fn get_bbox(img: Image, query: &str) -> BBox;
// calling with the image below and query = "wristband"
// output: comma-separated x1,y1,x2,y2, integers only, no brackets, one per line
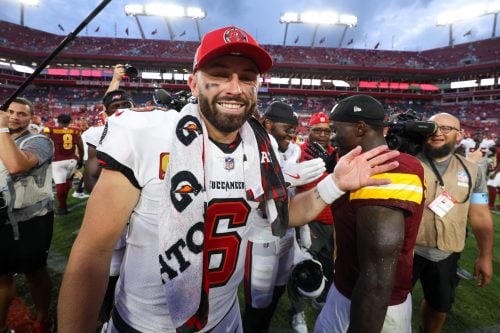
0,128,10,133
316,175,345,204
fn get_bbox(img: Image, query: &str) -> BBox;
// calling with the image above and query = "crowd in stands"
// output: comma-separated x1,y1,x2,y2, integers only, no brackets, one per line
0,19,498,140
1,20,499,69
1,84,497,140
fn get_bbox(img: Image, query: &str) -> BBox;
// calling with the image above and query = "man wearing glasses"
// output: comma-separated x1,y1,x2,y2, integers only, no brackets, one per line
296,112,336,310
412,112,494,333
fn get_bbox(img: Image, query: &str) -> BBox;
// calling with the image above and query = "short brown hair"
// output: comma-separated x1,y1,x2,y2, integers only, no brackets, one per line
12,97,34,115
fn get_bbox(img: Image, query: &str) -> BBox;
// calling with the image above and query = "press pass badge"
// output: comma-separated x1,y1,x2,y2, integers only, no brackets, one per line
428,191,457,218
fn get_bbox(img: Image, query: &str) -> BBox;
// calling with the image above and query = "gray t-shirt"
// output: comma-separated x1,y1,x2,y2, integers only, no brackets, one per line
17,133,54,166
11,133,54,214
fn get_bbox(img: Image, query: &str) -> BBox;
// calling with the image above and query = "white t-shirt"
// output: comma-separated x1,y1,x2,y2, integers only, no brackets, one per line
81,125,104,160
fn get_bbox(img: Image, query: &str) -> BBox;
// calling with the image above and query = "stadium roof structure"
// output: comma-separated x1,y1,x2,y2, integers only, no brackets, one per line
279,10,357,47
124,3,206,41
437,2,500,46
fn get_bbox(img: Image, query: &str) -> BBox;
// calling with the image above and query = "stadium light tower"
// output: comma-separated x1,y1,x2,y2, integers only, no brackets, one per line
437,2,500,47
19,0,40,27
125,3,206,41
280,10,357,47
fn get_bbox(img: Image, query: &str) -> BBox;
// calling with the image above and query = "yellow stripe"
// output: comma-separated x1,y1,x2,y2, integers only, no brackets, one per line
350,173,424,204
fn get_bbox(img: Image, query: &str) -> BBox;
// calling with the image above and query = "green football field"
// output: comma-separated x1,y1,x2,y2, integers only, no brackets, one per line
12,190,500,332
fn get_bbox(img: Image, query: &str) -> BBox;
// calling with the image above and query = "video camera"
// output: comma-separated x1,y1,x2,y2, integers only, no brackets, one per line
123,64,138,79
153,89,192,112
385,110,437,156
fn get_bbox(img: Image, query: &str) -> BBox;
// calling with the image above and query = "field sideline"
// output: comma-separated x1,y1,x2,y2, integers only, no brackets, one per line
8,191,500,332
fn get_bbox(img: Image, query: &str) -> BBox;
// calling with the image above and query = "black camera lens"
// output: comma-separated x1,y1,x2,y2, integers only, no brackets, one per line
124,64,138,79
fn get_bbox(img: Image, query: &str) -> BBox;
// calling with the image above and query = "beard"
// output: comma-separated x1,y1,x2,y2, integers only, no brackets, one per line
8,124,28,134
198,92,256,134
423,141,454,159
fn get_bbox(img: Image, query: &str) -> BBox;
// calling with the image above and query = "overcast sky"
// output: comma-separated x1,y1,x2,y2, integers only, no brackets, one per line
1,0,498,51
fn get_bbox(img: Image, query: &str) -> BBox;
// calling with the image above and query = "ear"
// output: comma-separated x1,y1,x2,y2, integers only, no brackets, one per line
263,119,272,131
354,121,368,137
188,74,198,97
455,130,464,143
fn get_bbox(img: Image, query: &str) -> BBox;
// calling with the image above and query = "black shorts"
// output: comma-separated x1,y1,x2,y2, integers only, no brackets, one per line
0,212,54,275
412,252,460,312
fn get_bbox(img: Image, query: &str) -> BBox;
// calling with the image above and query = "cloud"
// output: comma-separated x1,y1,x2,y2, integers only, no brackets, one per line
0,0,494,51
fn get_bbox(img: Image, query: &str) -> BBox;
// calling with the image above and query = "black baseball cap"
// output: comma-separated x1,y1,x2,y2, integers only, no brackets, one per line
330,95,386,126
102,90,133,110
263,101,298,126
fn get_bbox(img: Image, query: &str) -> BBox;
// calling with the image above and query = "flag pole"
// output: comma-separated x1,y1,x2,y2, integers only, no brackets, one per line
1,0,112,110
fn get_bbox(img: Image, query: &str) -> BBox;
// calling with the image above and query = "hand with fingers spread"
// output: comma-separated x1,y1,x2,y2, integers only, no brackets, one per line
332,145,400,192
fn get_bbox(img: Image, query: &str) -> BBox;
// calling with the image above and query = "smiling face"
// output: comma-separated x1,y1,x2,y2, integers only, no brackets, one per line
330,120,359,156
189,55,260,141
424,113,462,160
267,120,297,152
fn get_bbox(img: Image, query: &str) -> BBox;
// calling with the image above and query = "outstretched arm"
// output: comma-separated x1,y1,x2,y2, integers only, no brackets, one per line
348,206,404,333
288,145,399,227
104,64,126,95
58,169,139,332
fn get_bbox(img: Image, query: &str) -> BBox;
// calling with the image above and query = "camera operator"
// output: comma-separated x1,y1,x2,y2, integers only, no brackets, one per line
0,97,55,333
412,112,493,333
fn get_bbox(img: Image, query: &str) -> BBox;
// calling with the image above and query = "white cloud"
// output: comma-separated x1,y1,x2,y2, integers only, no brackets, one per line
0,0,496,51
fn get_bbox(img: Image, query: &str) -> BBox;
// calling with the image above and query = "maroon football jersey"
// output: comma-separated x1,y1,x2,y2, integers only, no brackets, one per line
44,126,81,161
332,152,425,305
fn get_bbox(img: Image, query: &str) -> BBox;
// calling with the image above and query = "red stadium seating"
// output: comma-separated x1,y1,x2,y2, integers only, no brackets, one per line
0,20,498,137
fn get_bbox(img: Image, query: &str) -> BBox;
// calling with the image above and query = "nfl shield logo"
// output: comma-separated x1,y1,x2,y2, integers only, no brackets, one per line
225,157,235,170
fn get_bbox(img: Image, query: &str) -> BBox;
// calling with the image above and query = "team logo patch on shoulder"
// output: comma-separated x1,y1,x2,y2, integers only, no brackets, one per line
159,152,170,180
457,170,469,187
225,157,235,171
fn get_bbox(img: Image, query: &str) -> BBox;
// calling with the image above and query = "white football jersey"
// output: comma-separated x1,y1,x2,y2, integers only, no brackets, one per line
97,108,179,332
81,125,103,149
198,138,262,330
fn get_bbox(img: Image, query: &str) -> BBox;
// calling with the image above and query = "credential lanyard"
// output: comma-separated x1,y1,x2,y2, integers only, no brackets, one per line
425,153,472,204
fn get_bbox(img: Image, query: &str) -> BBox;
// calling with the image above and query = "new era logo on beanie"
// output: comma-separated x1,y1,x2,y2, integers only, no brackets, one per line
264,101,298,126
193,26,273,74
330,95,386,126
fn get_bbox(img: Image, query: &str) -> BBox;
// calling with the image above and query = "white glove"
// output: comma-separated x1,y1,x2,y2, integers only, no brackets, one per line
299,224,312,249
283,158,326,188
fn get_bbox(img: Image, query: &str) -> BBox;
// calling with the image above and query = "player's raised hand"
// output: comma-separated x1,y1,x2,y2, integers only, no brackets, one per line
332,145,400,191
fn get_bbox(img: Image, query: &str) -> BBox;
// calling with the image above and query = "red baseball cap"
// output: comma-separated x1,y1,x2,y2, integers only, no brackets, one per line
193,26,273,74
309,112,330,126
